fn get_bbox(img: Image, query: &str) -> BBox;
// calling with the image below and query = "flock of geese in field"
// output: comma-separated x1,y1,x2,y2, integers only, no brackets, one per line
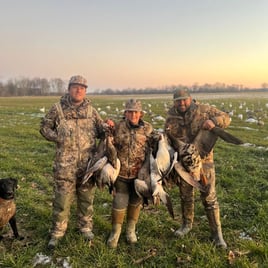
39,99,267,128
85,99,267,130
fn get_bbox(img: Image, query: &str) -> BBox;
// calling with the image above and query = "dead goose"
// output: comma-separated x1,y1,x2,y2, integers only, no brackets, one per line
95,134,120,193
155,133,171,175
166,131,202,179
82,133,119,185
165,128,205,192
152,133,178,181
134,145,175,218
97,158,121,193
134,151,151,203
172,146,206,192
105,135,117,168
82,156,108,185
193,126,244,158
166,125,243,191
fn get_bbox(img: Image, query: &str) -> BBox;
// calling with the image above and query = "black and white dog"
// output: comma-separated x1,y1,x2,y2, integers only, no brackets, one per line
0,178,22,240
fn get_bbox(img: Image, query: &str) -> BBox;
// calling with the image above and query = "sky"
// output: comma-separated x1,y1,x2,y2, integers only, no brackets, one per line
1,0,268,90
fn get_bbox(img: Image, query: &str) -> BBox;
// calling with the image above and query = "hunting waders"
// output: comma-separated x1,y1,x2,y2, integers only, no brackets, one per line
175,178,194,237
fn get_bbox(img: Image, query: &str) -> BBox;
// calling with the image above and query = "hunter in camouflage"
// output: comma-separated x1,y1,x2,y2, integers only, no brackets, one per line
107,99,156,249
40,75,106,250
165,88,231,248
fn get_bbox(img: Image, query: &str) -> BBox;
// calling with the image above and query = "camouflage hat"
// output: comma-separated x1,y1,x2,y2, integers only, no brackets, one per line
173,88,191,100
125,99,143,112
68,75,88,88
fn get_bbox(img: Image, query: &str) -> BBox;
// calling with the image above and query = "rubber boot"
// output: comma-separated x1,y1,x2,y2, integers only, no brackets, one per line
206,208,227,249
107,208,126,249
81,231,94,241
126,204,141,244
47,235,63,250
174,200,194,237
48,190,73,250
77,184,95,241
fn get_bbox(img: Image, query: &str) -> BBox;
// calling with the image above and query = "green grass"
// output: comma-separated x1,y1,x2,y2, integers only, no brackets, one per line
0,94,268,267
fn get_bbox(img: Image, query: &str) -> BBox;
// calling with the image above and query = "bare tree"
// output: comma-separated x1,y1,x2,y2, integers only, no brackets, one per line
261,83,268,90
50,78,66,94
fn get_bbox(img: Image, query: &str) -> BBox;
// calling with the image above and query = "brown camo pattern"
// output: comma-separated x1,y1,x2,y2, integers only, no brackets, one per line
114,119,154,179
165,101,230,162
40,94,105,182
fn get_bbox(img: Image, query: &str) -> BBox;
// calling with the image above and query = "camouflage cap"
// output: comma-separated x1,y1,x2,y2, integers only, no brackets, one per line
68,75,88,88
125,99,143,112
173,88,191,100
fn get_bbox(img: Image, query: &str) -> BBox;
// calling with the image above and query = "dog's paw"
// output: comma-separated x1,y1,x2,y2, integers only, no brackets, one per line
15,235,24,241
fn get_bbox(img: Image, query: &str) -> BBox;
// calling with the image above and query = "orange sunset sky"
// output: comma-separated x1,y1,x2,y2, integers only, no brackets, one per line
1,0,268,90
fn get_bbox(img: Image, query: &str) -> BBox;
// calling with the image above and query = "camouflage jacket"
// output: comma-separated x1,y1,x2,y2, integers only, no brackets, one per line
40,94,104,177
114,119,154,179
165,100,231,161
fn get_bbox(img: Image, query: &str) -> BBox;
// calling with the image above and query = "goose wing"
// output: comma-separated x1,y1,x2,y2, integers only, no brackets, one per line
82,156,108,184
193,127,243,158
211,127,244,145
173,161,206,192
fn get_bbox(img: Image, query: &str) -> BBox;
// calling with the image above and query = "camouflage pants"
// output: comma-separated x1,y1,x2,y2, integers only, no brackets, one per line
50,178,95,238
112,177,142,210
179,162,219,217
200,162,219,210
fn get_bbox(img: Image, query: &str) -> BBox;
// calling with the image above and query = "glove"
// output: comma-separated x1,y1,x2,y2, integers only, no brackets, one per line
105,119,115,128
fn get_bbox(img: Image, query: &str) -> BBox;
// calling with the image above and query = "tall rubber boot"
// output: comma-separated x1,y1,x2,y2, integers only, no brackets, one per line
206,208,227,248
77,184,95,241
126,204,141,244
107,208,126,249
174,200,194,237
48,190,73,249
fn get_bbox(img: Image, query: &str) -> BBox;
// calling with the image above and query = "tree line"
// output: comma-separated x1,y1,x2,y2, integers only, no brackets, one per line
0,77,267,97
0,77,65,97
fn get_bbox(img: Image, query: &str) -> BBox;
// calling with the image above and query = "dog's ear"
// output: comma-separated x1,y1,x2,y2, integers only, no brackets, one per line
0,179,3,190
11,178,18,189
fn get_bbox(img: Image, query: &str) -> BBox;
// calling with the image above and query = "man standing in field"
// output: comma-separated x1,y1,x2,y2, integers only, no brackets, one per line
165,88,230,248
40,75,110,250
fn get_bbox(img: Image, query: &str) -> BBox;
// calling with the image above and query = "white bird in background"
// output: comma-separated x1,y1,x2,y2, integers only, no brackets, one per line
99,111,107,116
245,118,258,123
228,110,234,117
238,114,243,120
40,107,45,113
154,115,165,122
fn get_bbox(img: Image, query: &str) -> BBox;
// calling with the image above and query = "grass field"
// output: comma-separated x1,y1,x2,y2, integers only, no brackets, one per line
0,93,268,267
